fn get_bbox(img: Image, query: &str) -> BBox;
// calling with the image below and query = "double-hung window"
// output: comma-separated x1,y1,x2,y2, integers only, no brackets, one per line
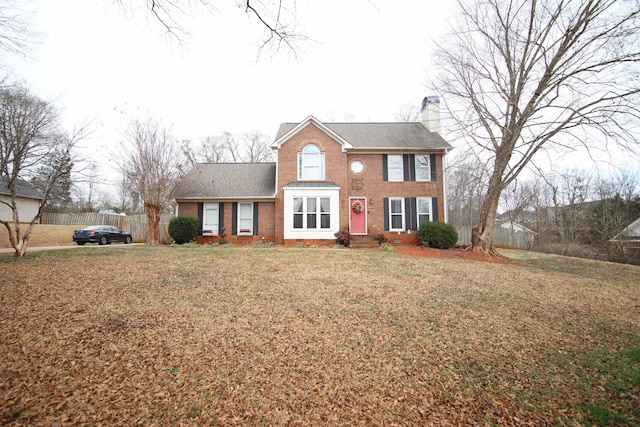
389,198,405,231
387,154,404,182
298,144,325,180
293,196,331,229
416,197,432,226
203,202,219,235
415,155,431,181
384,154,435,182
237,202,253,234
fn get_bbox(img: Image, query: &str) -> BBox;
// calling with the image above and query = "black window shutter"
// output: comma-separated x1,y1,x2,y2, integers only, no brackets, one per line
382,155,388,181
403,154,415,181
403,155,411,181
432,198,439,222
219,202,225,233
411,154,417,181
197,202,203,234
231,202,238,235
410,198,418,230
430,154,437,182
383,197,389,231
253,203,259,235
404,197,412,230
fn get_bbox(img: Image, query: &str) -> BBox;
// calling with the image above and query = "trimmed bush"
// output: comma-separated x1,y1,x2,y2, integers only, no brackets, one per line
334,229,350,247
168,215,200,244
418,221,458,249
374,232,389,245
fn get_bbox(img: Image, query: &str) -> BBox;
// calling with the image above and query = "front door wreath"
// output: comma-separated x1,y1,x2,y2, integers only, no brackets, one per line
352,200,364,214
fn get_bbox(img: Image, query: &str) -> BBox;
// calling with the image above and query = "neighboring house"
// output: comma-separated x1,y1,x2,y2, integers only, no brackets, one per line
172,97,453,246
0,178,44,223
497,220,536,235
610,217,640,261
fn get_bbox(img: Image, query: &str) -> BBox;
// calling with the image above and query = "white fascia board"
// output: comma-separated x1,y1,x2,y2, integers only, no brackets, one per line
175,196,276,202
271,116,353,151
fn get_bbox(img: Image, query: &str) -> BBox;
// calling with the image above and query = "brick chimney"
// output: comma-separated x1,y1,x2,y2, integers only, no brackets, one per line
421,96,440,134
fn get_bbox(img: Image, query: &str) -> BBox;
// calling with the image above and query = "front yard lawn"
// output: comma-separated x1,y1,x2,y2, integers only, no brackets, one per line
1,245,638,425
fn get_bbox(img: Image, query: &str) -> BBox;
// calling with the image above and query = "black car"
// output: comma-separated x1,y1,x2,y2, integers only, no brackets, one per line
73,225,133,245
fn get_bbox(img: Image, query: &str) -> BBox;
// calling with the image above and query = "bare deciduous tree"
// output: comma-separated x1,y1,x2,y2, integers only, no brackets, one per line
119,118,181,245
241,131,273,162
446,149,491,227
0,0,41,59
0,84,87,257
394,104,421,123
431,0,640,254
181,131,274,169
110,0,306,54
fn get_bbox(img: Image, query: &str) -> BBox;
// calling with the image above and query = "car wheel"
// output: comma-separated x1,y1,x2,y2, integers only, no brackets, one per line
77,242,86,246
124,236,132,244
99,236,108,245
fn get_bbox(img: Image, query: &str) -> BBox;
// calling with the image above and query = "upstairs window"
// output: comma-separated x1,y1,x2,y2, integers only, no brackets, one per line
384,154,436,182
298,144,325,180
387,154,404,182
415,155,431,181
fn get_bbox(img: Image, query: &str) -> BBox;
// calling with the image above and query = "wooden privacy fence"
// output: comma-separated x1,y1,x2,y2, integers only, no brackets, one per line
456,226,534,249
40,212,174,243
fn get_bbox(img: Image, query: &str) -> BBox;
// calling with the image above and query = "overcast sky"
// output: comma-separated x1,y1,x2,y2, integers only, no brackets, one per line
5,0,637,193
7,0,455,141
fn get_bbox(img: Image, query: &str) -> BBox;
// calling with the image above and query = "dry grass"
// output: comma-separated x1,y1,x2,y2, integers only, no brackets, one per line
0,224,86,248
1,244,639,426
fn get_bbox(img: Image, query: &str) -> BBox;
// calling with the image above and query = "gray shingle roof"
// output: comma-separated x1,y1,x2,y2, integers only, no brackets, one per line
0,177,44,200
172,163,276,199
275,122,452,150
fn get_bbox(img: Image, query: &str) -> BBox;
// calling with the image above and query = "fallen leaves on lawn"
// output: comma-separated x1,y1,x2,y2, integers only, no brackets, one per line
0,246,638,426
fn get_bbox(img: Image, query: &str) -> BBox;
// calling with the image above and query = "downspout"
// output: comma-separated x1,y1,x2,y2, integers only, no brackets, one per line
442,149,449,224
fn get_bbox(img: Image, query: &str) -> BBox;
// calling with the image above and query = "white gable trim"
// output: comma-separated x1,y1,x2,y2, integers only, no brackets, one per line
271,115,353,152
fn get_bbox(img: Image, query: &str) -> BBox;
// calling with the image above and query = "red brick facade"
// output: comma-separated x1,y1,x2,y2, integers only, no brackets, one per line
175,117,449,247
274,122,446,246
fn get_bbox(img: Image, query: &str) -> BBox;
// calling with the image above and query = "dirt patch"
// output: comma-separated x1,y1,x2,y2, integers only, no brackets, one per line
395,244,514,263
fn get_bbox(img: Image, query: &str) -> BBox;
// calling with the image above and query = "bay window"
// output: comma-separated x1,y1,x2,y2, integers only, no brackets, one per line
293,196,331,229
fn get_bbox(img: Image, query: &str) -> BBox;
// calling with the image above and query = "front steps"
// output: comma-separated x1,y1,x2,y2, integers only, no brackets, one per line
349,235,379,249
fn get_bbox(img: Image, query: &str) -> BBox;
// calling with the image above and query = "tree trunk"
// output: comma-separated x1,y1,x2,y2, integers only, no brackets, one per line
471,152,510,255
145,203,162,246
471,184,502,255
2,217,33,258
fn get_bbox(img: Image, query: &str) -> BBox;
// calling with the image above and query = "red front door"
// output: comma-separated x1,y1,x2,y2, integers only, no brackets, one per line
349,197,367,235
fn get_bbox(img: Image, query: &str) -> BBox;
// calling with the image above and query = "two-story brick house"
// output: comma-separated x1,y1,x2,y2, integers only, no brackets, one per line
172,97,453,246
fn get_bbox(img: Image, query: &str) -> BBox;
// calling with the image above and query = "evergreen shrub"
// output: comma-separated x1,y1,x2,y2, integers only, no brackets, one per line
418,221,458,249
168,215,200,244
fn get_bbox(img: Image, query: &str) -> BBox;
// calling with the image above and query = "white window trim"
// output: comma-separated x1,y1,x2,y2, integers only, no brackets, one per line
293,196,331,230
389,197,405,231
202,202,219,236
415,155,431,182
417,197,432,226
297,144,325,180
387,154,404,182
283,187,340,239
237,202,253,235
